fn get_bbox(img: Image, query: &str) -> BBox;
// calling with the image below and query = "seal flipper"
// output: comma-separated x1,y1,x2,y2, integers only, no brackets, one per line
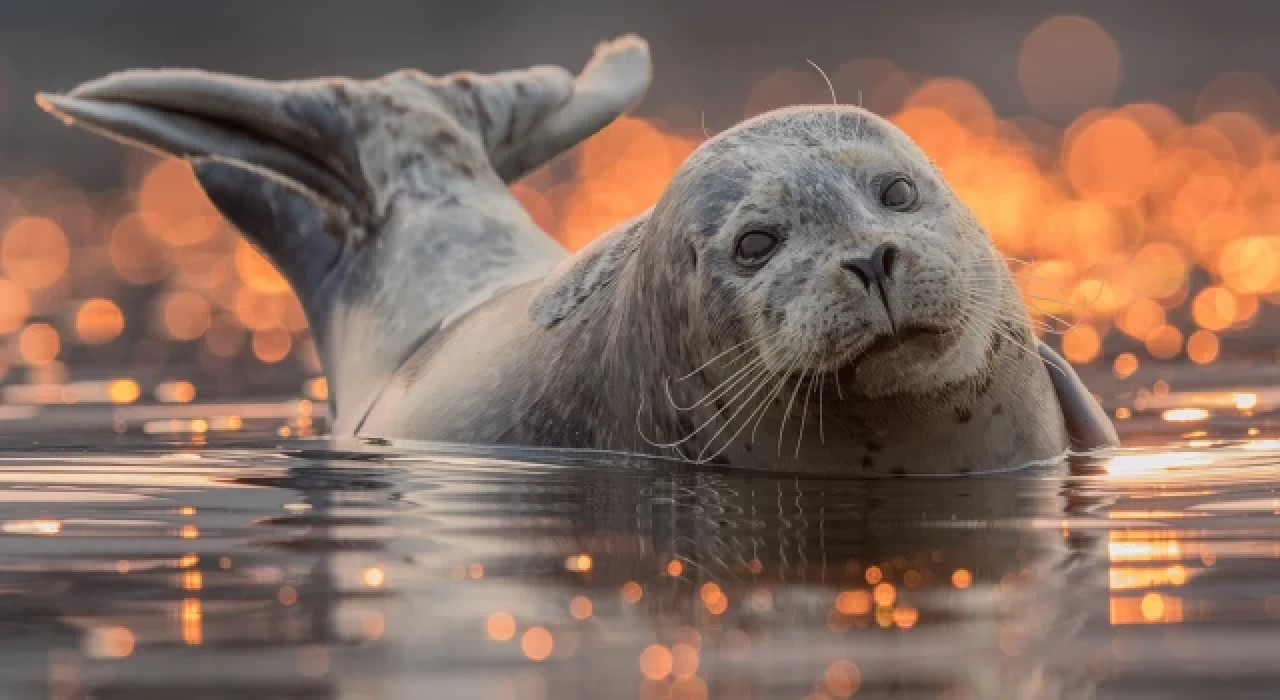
1037,340,1120,450
37,35,653,433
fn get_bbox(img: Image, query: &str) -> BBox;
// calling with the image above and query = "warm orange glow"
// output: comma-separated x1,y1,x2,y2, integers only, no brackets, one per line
872,582,897,607
666,559,684,577
1192,286,1237,331
952,569,974,589
1233,392,1259,410
1018,16,1121,118
362,566,385,588
181,598,203,645
1113,352,1139,379
161,291,212,341
1066,116,1156,206
520,627,553,662
1109,565,1193,590
2,217,69,289
252,328,292,363
86,626,136,659
893,606,919,629
155,380,197,403
639,644,674,681
75,299,125,344
304,377,329,401
18,323,59,365
1118,298,1166,340
865,566,883,585
0,278,29,334
136,159,222,246
1145,592,1171,622
2,519,61,535
486,611,516,641
569,595,593,620
565,553,593,572
621,581,643,604
670,643,699,679
835,589,872,615
1061,323,1101,364
1186,330,1221,365
108,379,141,404
234,239,291,294
1144,324,1183,359
824,659,861,698
1162,408,1209,423
699,582,721,605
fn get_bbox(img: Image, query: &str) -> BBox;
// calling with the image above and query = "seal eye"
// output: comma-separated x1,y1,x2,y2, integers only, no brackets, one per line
735,231,779,266
879,177,918,212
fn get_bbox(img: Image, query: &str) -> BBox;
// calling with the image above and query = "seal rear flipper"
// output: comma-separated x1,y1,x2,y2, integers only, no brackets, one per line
36,36,652,432
1037,340,1120,450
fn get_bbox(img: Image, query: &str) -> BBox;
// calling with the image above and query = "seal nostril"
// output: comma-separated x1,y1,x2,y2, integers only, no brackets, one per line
841,259,874,290
873,242,900,280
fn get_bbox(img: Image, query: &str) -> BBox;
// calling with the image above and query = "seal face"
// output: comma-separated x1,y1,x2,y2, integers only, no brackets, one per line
664,107,1007,401
38,36,1117,473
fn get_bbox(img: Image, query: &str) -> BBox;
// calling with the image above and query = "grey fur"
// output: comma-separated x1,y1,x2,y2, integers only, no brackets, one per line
36,35,1117,472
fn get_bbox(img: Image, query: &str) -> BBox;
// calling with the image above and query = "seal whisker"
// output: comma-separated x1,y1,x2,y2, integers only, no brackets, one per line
817,368,826,445
674,331,778,383
636,350,778,451
704,349,806,463
806,60,838,106
747,353,803,446
795,366,818,458
956,287,1078,336
674,353,769,412
777,359,812,457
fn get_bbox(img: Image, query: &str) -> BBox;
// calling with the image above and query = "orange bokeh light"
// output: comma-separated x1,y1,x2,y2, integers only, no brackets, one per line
2,217,69,289
18,323,60,365
1018,16,1122,118
136,159,223,246
161,291,212,341
75,299,125,344
0,278,31,334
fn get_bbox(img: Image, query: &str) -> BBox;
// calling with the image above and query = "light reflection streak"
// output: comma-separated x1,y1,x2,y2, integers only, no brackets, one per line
181,598,203,646
1104,451,1213,477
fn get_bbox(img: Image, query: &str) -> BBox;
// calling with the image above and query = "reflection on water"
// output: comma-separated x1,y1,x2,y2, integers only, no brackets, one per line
2,411,1280,698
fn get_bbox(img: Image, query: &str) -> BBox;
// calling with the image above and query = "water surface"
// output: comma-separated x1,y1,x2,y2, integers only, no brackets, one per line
2,386,1280,699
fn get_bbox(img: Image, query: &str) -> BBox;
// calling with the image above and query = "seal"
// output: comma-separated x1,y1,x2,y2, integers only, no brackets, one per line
37,34,1118,473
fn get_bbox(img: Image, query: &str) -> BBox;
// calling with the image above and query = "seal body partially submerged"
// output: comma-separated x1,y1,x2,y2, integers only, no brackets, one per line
39,35,1117,472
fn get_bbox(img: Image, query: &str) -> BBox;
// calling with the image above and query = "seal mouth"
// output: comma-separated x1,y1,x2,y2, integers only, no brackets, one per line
858,323,952,359
36,72,367,218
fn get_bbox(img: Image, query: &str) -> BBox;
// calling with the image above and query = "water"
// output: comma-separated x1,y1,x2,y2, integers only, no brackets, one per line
3,386,1280,699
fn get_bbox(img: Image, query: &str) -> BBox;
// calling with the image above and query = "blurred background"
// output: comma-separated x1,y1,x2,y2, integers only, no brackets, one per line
4,0,1280,431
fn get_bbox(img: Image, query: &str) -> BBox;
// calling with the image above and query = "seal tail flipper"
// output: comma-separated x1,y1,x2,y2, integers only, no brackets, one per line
1037,340,1120,450
36,36,652,429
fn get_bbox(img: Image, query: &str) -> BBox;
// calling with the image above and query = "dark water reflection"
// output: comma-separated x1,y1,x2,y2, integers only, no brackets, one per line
2,418,1280,698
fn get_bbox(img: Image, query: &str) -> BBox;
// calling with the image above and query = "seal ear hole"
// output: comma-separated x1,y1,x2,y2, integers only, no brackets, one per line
687,242,698,269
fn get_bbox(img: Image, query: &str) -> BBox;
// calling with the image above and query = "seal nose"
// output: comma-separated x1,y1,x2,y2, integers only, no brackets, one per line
841,242,900,291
